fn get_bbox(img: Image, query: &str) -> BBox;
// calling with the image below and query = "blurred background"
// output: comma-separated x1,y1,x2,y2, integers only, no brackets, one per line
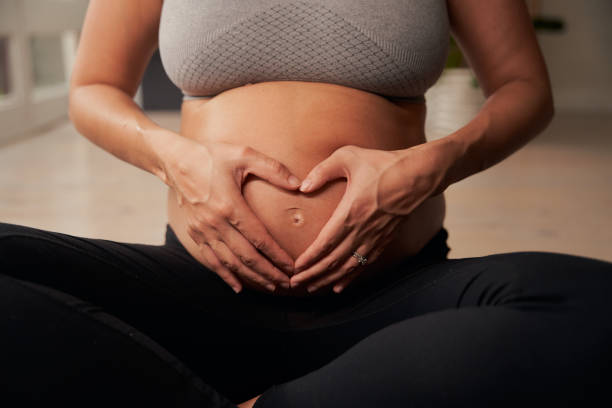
0,0,610,261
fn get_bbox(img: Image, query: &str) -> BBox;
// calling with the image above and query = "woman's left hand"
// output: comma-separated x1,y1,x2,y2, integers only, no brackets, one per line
289,139,457,294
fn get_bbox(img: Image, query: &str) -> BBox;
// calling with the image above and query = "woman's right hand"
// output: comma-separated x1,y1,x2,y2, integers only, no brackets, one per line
160,135,301,293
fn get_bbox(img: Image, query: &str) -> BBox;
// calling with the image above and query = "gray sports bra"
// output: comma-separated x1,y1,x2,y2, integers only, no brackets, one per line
158,0,450,103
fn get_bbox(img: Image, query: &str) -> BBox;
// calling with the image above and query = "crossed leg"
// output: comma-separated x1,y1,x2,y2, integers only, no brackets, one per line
2,222,611,407
253,252,612,407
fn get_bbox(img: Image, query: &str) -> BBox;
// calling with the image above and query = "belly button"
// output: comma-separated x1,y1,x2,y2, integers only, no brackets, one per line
287,207,305,227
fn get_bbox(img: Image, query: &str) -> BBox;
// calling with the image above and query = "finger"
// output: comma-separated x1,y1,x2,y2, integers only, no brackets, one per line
241,147,301,190
304,217,402,293
186,227,244,293
227,197,295,274
332,228,399,293
333,245,386,293
290,228,357,287
305,241,371,294
208,239,277,292
199,243,243,294
186,222,206,248
332,271,358,294
299,149,349,193
293,197,352,272
218,223,291,289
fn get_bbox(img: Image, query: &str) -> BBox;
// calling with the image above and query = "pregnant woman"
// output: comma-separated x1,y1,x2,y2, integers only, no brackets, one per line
1,0,611,407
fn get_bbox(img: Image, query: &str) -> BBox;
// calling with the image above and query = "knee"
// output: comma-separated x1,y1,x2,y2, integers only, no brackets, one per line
0,222,48,266
0,222,26,248
505,251,612,291
484,251,612,285
459,252,612,308
0,222,33,238
0,222,33,242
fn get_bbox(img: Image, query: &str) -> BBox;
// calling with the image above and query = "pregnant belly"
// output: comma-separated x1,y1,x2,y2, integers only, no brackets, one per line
240,175,446,281
241,176,348,260
167,81,446,296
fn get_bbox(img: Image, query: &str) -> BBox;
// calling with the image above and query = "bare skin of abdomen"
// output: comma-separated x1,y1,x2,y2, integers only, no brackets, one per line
167,81,446,296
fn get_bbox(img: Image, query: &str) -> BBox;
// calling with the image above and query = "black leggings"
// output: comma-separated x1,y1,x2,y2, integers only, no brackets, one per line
1,221,611,407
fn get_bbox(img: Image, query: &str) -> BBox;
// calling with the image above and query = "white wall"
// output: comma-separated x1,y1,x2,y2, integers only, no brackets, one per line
0,0,89,144
537,0,612,112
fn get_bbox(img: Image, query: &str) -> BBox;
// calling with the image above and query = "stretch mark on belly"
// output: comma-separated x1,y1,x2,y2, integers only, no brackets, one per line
287,207,305,227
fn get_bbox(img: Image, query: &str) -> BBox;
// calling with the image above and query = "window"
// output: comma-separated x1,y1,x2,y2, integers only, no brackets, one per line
0,36,11,99
30,34,66,88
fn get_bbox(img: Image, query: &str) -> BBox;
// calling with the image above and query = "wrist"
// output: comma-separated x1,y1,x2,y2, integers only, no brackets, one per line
430,136,465,195
146,127,187,186
386,137,463,209
438,111,490,190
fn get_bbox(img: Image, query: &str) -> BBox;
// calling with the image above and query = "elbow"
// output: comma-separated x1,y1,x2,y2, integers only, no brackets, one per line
533,79,555,133
67,88,78,124
541,78,555,123
67,87,88,138
67,86,85,130
540,87,555,131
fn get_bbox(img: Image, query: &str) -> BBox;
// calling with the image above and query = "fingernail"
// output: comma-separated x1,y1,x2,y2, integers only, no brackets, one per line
290,279,300,288
288,175,301,188
280,281,290,289
266,283,276,292
300,179,311,192
333,285,343,293
307,285,316,293
232,285,241,294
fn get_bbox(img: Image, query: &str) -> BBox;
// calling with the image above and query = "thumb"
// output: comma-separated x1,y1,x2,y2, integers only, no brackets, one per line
242,148,301,190
299,150,349,193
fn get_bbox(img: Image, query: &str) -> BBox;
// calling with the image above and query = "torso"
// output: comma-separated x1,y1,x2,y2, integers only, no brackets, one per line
167,80,446,296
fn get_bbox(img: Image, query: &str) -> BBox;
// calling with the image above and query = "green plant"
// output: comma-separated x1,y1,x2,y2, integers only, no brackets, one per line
445,36,466,69
445,36,479,88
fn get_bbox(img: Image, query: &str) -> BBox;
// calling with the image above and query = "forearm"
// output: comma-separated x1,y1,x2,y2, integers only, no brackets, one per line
439,77,555,192
68,83,178,184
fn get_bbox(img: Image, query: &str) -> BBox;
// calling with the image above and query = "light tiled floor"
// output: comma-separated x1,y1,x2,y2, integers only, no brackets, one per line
1,110,610,262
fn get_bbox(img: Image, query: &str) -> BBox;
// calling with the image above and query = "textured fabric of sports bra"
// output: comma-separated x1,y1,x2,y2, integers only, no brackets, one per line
158,0,450,103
